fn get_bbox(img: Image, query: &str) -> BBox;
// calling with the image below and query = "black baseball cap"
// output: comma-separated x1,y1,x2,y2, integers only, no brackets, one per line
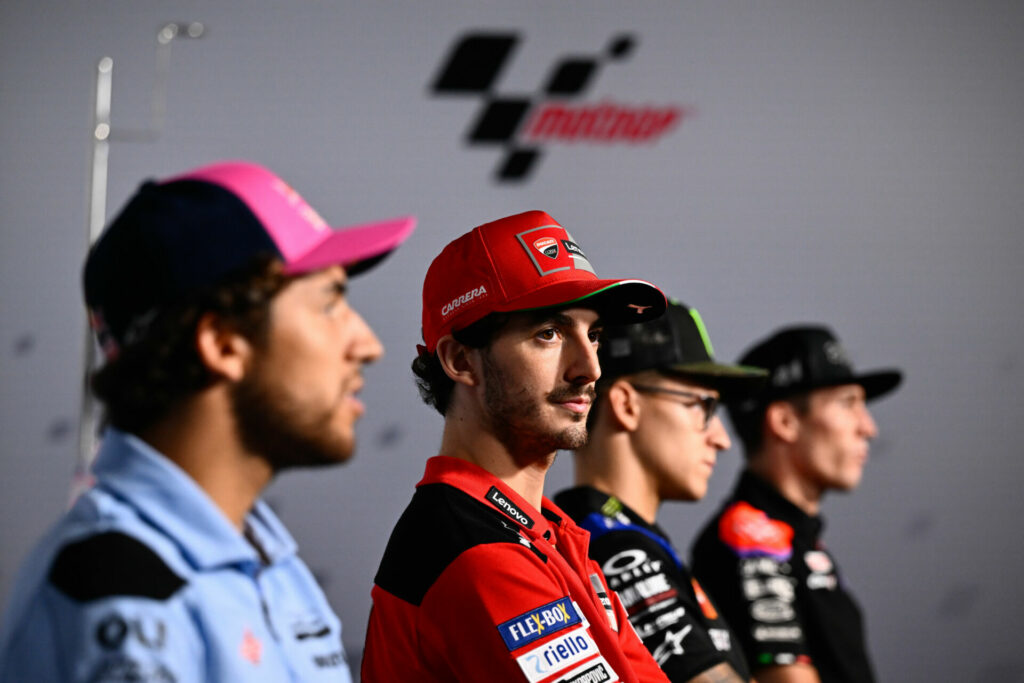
84,161,416,360
732,325,903,412
598,299,767,399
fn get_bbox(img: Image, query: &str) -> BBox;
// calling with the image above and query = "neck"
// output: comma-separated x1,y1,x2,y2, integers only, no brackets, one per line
140,388,272,530
573,428,660,525
747,446,823,516
439,408,555,514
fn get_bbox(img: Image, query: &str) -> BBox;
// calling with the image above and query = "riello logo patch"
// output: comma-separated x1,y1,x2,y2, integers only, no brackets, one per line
430,32,688,182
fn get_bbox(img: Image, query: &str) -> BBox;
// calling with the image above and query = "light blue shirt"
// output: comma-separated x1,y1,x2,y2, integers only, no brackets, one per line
0,429,353,682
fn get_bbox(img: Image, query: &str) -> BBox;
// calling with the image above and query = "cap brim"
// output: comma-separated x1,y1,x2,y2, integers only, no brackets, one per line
857,369,903,401
507,279,667,324
665,361,769,400
749,367,904,407
283,215,416,277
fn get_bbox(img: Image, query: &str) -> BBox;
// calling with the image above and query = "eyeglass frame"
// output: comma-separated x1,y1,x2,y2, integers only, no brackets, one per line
629,383,720,430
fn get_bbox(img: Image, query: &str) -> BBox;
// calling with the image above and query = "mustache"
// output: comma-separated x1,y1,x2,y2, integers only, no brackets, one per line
547,386,597,403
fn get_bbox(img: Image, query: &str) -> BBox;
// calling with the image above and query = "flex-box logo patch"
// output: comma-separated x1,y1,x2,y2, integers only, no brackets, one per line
430,32,688,182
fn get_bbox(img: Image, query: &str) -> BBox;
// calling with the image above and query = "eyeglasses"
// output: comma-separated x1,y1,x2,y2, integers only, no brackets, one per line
630,384,720,430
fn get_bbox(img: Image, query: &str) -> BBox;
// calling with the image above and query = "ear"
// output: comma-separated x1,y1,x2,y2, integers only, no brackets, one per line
195,312,252,382
605,380,642,432
435,335,479,388
765,401,801,444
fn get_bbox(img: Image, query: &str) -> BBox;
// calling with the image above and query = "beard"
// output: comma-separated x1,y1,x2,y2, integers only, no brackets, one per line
481,349,594,458
230,365,352,472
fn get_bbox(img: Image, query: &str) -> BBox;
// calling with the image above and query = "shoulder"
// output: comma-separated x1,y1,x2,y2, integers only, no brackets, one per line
373,482,534,606
48,530,187,603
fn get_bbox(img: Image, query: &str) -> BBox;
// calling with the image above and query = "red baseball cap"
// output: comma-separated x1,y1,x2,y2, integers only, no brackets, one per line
420,210,666,353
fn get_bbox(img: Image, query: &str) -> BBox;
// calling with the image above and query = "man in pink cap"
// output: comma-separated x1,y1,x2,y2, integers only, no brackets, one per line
363,211,670,682
0,161,415,682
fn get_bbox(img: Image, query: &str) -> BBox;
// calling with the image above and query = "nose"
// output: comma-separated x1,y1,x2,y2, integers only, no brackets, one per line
566,332,601,386
707,414,732,451
348,309,384,364
859,405,878,439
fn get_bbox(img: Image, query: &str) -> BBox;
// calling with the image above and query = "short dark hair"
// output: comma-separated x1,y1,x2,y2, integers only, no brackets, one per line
90,256,292,434
731,392,811,458
411,312,513,415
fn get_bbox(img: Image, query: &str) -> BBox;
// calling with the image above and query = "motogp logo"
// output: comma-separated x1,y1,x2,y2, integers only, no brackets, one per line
430,32,687,182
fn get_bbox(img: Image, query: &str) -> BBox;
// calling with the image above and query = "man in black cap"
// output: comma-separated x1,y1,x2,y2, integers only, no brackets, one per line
690,325,902,683
555,300,766,682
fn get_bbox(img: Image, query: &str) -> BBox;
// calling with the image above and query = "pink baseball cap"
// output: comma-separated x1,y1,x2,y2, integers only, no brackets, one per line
84,160,415,355
420,210,665,353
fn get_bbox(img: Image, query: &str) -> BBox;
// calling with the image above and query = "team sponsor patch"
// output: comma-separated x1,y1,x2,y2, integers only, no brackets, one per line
515,627,598,682
753,625,802,642
486,486,535,528
515,226,596,277
805,550,837,591
589,573,618,632
708,627,732,652
750,598,796,623
441,284,488,319
498,597,581,651
95,613,166,651
804,550,833,574
291,615,331,640
534,236,560,258
718,502,794,561
617,573,676,615
553,655,618,683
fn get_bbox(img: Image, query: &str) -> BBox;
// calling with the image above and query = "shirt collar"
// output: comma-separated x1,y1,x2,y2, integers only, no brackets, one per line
92,429,297,570
736,470,824,539
554,485,669,537
419,455,556,540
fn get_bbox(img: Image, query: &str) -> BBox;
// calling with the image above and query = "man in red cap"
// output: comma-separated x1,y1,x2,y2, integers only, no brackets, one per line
0,161,414,682
362,211,670,682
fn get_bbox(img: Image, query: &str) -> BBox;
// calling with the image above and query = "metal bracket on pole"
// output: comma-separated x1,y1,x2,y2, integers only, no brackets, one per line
73,22,205,500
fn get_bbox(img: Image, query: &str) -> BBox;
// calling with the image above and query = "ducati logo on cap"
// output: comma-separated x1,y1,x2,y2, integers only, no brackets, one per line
517,226,597,277
533,236,560,259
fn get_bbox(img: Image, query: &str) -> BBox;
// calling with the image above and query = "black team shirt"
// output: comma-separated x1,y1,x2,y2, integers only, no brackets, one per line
555,486,751,682
690,471,875,682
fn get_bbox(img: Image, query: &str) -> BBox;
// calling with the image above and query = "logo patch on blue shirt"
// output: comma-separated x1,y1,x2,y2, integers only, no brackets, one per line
498,597,581,651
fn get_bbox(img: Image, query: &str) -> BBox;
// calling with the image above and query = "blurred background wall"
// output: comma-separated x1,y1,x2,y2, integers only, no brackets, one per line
2,2,1022,680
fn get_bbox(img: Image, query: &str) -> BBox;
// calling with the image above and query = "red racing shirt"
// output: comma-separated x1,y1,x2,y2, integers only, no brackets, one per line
362,456,669,683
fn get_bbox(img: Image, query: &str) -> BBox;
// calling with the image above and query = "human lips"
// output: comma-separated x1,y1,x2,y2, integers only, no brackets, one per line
557,396,592,414
549,387,595,414
342,378,366,416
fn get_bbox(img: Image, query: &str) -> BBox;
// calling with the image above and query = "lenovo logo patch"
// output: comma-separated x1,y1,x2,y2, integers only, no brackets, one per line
486,486,535,528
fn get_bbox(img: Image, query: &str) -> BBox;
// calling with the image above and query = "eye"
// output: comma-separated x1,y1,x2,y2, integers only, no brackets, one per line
588,329,603,346
324,280,349,315
537,328,558,341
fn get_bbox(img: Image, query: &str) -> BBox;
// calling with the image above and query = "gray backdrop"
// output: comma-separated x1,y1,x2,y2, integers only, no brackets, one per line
2,2,1022,680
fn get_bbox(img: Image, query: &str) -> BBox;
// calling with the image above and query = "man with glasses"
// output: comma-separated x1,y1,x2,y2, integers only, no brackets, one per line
555,300,766,682
690,325,902,683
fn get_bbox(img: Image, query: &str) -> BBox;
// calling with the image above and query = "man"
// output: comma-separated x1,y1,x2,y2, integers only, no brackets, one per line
690,325,903,683
362,210,671,682
555,300,766,682
0,161,415,682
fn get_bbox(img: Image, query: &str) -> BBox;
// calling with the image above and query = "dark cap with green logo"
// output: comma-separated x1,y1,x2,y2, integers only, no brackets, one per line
598,299,767,399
